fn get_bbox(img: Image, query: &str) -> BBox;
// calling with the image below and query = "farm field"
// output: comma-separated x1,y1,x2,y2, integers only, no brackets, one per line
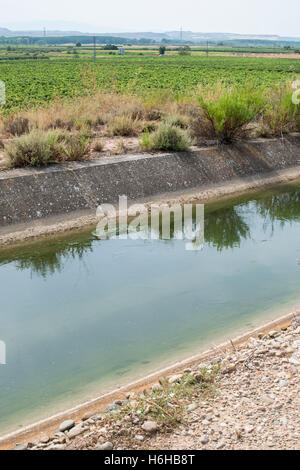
1,55,300,113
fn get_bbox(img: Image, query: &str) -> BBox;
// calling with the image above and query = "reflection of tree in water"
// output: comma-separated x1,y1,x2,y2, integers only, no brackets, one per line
255,190,300,230
205,206,250,251
0,238,93,278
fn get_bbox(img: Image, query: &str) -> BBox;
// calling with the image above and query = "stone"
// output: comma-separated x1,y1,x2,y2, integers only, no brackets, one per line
245,425,254,433
96,442,113,450
68,424,85,439
82,412,94,421
107,404,119,412
168,374,183,384
278,380,288,387
46,444,65,450
142,421,158,433
200,435,209,444
216,442,225,449
114,400,124,406
269,331,280,338
135,435,145,441
59,419,75,432
187,403,198,412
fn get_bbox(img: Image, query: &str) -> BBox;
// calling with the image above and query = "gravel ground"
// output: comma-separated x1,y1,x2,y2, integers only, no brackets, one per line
16,317,299,451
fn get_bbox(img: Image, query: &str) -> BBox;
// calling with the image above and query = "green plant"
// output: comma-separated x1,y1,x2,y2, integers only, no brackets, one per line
140,123,192,151
197,84,265,142
61,133,90,161
261,83,299,135
4,130,62,167
110,115,141,136
134,367,220,426
164,114,190,129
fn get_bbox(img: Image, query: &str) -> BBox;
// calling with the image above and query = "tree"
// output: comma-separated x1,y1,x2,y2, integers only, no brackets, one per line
76,42,82,47
159,46,166,55
178,46,191,56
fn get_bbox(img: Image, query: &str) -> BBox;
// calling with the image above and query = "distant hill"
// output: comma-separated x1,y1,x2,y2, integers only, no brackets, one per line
1,27,300,43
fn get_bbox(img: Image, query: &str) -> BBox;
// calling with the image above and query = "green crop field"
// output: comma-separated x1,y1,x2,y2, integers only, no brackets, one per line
1,55,300,114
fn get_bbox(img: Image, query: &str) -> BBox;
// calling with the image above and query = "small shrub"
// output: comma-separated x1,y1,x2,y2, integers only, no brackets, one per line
141,121,158,133
197,84,264,143
261,84,299,136
4,130,62,167
140,123,193,152
109,115,141,137
93,140,104,152
164,114,190,129
4,117,29,136
61,133,90,161
145,108,163,121
112,139,127,155
4,129,90,167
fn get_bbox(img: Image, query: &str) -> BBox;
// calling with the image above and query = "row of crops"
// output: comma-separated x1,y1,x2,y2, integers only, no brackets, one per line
1,55,300,114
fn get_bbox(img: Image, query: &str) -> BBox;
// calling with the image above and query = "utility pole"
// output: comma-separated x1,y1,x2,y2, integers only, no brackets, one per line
180,26,183,43
93,36,96,62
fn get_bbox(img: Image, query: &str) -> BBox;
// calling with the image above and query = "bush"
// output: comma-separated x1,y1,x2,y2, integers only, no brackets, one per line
93,140,104,152
4,130,62,167
61,133,90,161
109,115,141,136
164,114,190,129
197,84,264,143
4,117,29,136
261,84,299,136
4,129,90,167
140,123,192,152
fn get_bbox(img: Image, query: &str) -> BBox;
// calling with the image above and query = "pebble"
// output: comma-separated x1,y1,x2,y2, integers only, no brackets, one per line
200,435,209,444
58,419,75,433
142,421,159,433
96,442,113,450
68,424,85,439
187,403,198,412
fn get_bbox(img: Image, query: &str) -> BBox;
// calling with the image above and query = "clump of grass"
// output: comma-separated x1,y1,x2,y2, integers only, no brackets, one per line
109,115,142,137
61,133,90,161
4,129,90,167
197,83,265,143
111,139,127,155
164,114,190,129
145,108,164,121
4,130,62,167
140,123,193,152
134,366,220,426
93,140,104,152
4,117,30,136
260,83,299,136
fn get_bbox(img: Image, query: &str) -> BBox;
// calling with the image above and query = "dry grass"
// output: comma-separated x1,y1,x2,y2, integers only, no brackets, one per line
1,82,299,168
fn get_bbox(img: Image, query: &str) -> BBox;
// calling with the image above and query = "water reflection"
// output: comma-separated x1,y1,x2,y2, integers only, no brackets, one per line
0,237,93,278
1,185,300,277
205,206,250,251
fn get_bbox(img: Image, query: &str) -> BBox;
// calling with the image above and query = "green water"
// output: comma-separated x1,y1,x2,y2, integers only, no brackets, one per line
1,181,300,435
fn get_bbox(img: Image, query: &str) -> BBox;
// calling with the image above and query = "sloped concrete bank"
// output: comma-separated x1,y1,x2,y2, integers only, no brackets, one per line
1,135,300,243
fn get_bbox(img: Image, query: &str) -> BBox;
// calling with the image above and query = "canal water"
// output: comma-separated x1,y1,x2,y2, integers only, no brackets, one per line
0,181,300,435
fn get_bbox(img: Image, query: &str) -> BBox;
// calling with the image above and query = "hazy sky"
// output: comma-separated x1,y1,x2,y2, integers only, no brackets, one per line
1,0,300,37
